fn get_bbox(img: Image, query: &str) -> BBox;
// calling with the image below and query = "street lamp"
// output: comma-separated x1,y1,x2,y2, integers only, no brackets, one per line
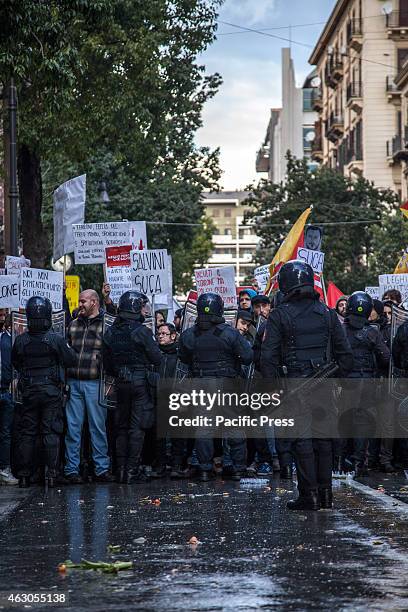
98,181,110,204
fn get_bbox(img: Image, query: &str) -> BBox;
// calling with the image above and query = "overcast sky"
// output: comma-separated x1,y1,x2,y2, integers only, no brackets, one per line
196,0,335,190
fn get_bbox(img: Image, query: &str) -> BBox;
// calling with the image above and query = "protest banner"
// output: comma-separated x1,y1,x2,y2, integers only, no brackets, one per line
0,276,20,309
6,255,31,276
365,286,380,300
195,266,236,308
105,246,132,304
253,265,270,292
155,254,173,310
72,221,147,264
296,247,325,274
65,275,80,313
130,249,169,297
379,273,408,302
53,174,86,262
20,268,63,311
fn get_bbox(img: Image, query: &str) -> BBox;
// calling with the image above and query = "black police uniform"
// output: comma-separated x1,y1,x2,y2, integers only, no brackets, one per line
343,292,390,476
102,291,162,483
261,261,353,510
178,293,253,480
12,297,77,486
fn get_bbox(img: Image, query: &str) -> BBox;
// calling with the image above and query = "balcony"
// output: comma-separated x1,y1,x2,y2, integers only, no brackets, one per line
326,113,344,143
346,82,363,113
311,87,323,112
386,11,408,39
386,131,408,163
386,75,401,103
311,136,323,162
324,55,343,89
347,18,363,51
256,145,270,173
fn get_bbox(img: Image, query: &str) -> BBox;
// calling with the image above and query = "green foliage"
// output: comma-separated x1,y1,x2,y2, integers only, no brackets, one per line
244,154,402,294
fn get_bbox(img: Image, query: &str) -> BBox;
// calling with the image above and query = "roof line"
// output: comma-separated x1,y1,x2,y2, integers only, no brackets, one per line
309,0,350,66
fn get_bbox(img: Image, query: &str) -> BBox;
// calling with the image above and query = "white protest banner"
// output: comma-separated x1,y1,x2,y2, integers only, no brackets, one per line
20,268,63,311
254,264,270,292
53,174,86,261
105,246,132,304
379,273,408,302
365,286,380,300
130,249,169,297
296,247,325,274
73,221,147,264
195,266,236,309
155,254,173,310
6,255,31,276
0,276,20,308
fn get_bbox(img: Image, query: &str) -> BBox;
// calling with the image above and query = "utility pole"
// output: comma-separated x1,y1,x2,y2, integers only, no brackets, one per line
7,79,18,255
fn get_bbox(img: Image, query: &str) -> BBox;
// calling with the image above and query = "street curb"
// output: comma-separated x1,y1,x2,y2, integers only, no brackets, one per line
342,479,408,515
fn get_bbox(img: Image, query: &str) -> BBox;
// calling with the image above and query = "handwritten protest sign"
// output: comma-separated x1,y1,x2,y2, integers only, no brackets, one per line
379,273,408,302
72,221,147,265
130,249,169,296
253,264,270,292
195,266,236,308
6,256,31,276
65,276,80,313
296,247,325,274
19,268,63,310
105,246,132,304
365,286,380,300
0,276,20,309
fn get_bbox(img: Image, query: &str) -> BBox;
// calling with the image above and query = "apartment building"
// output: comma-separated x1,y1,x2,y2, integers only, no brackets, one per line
256,48,319,183
309,0,408,194
202,191,260,285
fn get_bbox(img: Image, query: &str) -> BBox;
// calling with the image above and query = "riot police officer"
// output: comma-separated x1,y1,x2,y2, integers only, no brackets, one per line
261,261,353,510
12,296,77,488
178,292,253,481
343,292,390,477
102,290,162,484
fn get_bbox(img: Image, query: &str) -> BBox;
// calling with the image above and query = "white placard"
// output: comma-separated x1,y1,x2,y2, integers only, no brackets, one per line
365,286,380,300
19,268,63,311
296,247,325,274
254,264,270,292
6,255,31,276
53,174,86,261
195,266,236,309
155,254,173,310
105,266,132,305
130,249,169,296
0,276,20,308
379,273,408,302
72,221,147,264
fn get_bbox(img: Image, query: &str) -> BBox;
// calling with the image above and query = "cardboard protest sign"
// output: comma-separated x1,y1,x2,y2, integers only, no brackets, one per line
72,221,147,264
155,254,173,310
20,268,63,311
130,249,169,297
296,247,325,274
254,265,270,292
6,255,31,276
195,266,236,308
53,174,86,261
379,273,408,302
365,286,380,300
105,246,132,304
65,275,80,313
0,276,20,309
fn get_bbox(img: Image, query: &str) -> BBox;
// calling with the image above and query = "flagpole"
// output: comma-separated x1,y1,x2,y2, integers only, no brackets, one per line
321,274,328,305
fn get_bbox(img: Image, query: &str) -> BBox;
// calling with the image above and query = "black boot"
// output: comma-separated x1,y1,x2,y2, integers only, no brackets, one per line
319,488,333,510
280,465,293,479
126,467,150,484
287,491,319,511
116,467,126,484
200,470,215,482
170,465,186,479
19,476,30,488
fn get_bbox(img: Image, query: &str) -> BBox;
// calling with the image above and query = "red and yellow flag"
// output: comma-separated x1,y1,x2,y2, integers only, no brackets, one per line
265,206,313,295
400,200,408,219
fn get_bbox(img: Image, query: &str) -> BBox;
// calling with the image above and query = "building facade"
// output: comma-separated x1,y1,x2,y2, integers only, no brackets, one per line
202,191,260,285
309,0,408,194
256,48,318,183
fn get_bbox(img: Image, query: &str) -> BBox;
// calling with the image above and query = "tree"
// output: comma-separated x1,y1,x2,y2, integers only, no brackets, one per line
0,0,222,269
244,154,402,294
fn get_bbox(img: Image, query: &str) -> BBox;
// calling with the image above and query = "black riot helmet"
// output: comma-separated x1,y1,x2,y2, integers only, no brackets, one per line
26,296,52,331
278,260,314,295
197,292,224,317
347,291,373,319
118,291,148,316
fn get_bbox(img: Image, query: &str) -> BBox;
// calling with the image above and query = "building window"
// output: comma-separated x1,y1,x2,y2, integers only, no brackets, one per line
303,88,314,111
224,228,232,236
224,208,232,218
211,208,219,217
303,127,315,152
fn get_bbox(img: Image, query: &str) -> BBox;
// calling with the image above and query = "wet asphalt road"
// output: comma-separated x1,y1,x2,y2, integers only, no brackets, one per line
1,475,408,611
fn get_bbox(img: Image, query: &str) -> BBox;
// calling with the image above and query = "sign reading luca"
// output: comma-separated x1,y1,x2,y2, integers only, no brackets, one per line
19,268,63,311
130,249,169,296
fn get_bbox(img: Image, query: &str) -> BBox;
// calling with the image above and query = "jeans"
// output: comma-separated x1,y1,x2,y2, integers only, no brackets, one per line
65,379,110,476
0,392,14,469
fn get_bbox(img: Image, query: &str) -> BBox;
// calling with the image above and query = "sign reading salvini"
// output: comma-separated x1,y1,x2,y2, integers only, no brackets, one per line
19,268,63,310
130,249,169,296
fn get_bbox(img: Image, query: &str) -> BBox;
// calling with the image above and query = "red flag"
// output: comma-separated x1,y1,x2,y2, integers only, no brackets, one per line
326,281,346,309
314,273,325,301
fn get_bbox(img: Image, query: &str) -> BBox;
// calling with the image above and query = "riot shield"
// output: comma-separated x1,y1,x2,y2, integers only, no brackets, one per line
11,310,66,404
98,311,154,409
389,304,408,400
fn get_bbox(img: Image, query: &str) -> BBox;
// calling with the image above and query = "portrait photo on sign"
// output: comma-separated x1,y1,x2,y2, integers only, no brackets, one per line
304,225,323,252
